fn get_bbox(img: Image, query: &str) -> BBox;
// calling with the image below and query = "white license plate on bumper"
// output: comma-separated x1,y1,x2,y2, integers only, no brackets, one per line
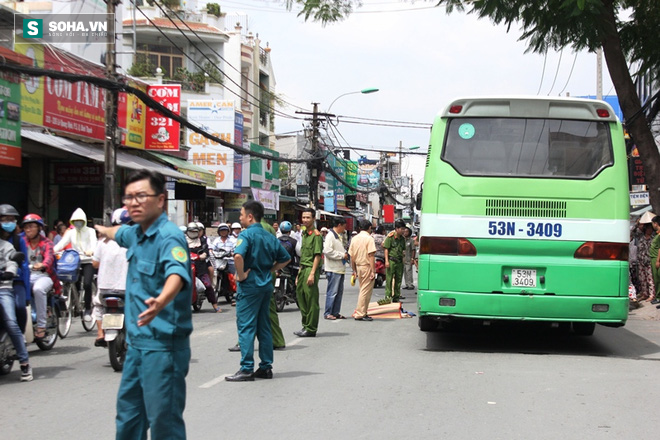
511,269,537,287
102,313,125,330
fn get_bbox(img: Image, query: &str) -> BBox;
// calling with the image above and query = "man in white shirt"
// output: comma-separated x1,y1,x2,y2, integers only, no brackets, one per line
322,218,348,320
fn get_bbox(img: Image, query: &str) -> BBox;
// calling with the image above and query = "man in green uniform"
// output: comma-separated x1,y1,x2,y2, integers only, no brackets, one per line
95,170,192,440
225,201,290,382
383,219,407,302
651,216,660,296
295,207,323,337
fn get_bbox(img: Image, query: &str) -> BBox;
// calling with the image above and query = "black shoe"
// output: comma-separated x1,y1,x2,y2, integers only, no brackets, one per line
228,344,241,352
652,299,660,304
252,368,273,379
355,316,373,321
274,346,285,351
94,338,107,347
225,370,254,382
293,329,316,337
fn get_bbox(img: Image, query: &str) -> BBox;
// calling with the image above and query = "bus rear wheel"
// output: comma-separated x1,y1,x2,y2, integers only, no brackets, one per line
419,316,439,332
572,322,595,336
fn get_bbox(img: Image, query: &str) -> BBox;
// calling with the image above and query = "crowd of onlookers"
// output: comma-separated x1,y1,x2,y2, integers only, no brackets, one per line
629,213,660,309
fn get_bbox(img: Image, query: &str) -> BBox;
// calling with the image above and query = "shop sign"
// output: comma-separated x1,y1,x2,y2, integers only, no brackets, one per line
53,163,103,184
187,100,235,189
0,73,22,167
630,191,649,206
251,188,279,211
250,143,279,191
224,192,248,210
145,84,180,151
16,42,106,140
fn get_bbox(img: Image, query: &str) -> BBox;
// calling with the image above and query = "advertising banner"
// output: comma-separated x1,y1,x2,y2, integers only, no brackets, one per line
16,43,106,140
251,188,279,211
224,193,248,210
345,161,358,194
118,82,147,149
187,100,235,190
145,84,180,151
0,73,22,167
53,163,103,184
357,161,380,191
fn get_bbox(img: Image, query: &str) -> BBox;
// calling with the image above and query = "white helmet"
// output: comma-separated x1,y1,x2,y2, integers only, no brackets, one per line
231,222,241,229
196,221,204,230
186,222,199,232
179,225,187,233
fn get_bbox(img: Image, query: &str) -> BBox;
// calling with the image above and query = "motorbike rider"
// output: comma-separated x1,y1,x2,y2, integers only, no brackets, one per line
21,214,61,340
54,208,98,322
212,223,236,274
0,206,33,381
91,208,130,347
231,222,242,238
185,222,221,312
0,204,30,333
277,221,299,280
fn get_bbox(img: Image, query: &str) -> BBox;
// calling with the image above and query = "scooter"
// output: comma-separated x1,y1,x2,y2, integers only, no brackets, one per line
374,257,386,288
213,248,235,304
190,252,207,312
1,253,60,377
101,292,126,372
274,266,298,312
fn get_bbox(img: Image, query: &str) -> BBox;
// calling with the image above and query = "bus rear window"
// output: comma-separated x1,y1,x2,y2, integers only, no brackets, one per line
442,118,614,179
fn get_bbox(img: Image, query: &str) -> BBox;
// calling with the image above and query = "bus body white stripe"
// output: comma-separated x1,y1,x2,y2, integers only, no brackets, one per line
419,214,629,243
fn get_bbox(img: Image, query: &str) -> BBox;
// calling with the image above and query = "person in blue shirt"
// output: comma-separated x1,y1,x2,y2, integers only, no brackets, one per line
225,200,290,382
95,170,192,439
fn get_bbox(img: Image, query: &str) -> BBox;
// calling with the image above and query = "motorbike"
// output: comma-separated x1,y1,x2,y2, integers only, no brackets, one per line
274,266,298,312
190,252,207,312
213,248,235,304
374,257,386,288
101,291,126,372
1,253,61,377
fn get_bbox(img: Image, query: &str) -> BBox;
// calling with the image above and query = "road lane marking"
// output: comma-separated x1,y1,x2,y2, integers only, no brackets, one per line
200,374,230,388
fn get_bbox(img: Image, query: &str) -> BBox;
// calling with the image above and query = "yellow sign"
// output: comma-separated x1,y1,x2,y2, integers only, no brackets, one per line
15,42,44,127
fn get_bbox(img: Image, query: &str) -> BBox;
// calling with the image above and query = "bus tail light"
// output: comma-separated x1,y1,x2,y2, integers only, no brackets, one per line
596,108,610,118
449,105,463,114
574,242,628,261
420,237,477,256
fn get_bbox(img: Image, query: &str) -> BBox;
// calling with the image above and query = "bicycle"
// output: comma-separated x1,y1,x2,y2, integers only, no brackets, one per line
57,258,97,339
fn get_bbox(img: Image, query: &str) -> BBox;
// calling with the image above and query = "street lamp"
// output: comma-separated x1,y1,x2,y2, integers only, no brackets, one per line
327,87,379,112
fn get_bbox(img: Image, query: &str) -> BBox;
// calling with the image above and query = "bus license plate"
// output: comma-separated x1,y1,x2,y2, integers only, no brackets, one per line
511,269,536,287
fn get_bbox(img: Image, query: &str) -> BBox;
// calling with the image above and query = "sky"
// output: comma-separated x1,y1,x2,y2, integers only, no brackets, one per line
214,0,616,185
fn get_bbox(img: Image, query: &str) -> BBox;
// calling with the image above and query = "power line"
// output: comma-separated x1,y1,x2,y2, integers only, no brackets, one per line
557,51,579,96
0,62,317,164
546,49,564,96
130,0,302,122
155,0,310,114
536,51,547,95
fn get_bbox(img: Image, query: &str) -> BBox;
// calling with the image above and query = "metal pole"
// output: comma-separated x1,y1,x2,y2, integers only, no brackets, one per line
103,1,118,226
309,102,319,209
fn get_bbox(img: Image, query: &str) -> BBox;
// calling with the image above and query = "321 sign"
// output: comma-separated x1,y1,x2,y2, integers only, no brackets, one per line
144,84,181,151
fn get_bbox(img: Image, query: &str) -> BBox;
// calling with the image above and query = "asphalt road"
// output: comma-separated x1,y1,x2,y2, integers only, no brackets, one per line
2,278,660,439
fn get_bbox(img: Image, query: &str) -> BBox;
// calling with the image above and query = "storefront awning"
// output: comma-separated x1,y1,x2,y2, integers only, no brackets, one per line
317,209,343,218
280,195,298,203
147,152,216,188
22,130,204,184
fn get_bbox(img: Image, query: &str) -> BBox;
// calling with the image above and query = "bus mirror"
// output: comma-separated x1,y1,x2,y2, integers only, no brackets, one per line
416,192,422,210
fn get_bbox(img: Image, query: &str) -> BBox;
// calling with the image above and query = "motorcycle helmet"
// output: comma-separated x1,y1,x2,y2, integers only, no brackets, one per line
0,204,19,217
217,223,230,234
22,213,45,227
196,221,205,231
280,221,292,233
111,208,132,226
187,222,199,232
231,222,241,230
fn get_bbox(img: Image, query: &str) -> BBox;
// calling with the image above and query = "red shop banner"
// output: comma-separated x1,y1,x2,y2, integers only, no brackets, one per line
144,84,180,151
42,47,106,141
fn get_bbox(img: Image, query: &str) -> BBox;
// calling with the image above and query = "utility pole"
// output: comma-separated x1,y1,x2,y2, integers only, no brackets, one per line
103,1,119,226
309,102,320,209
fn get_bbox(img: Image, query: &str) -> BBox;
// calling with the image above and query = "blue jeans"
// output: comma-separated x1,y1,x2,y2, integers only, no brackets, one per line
324,272,345,318
0,288,29,364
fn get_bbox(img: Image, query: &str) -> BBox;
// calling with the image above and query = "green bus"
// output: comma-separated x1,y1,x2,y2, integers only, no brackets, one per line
417,97,629,335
